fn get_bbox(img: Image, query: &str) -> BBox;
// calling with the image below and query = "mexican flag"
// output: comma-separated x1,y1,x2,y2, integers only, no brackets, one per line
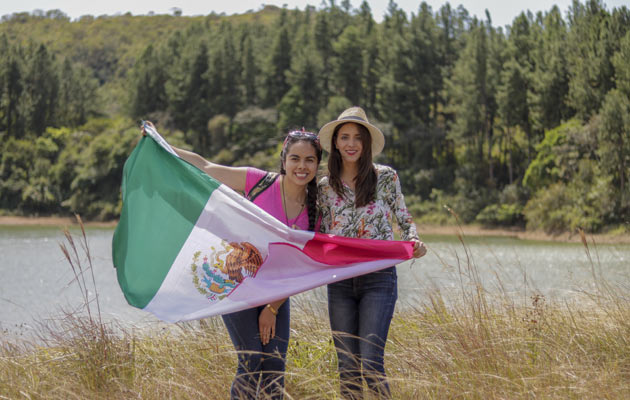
112,125,414,323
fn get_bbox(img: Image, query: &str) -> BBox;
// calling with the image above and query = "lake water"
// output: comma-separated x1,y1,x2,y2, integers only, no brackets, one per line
1,225,629,336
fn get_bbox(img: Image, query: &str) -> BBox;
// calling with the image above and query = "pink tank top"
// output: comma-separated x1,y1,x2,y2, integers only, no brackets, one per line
246,168,310,230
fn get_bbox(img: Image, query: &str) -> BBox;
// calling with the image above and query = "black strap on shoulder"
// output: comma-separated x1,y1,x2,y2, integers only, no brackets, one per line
247,172,279,202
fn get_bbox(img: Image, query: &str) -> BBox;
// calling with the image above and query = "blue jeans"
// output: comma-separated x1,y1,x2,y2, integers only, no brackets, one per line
327,266,398,399
222,299,290,400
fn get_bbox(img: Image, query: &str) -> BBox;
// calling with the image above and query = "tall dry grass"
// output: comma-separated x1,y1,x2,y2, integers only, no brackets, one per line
1,218,628,399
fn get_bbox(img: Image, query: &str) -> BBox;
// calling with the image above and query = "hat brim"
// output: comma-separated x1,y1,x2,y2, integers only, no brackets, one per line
318,118,385,156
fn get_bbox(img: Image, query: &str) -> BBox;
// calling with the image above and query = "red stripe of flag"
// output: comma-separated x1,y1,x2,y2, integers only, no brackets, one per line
301,233,414,265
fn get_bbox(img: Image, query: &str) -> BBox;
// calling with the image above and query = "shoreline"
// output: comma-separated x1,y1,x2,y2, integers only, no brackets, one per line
417,224,630,244
0,215,118,228
1,215,629,244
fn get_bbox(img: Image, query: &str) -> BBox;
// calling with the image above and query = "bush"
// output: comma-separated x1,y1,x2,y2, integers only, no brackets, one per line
523,181,607,234
63,118,139,220
475,184,527,227
475,203,524,227
409,190,458,226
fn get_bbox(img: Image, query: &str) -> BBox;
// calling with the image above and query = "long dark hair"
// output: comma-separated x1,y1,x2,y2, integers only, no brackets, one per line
328,122,377,208
279,132,323,231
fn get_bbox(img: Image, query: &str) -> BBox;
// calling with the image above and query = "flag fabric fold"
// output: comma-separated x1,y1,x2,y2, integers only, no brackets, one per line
112,126,414,322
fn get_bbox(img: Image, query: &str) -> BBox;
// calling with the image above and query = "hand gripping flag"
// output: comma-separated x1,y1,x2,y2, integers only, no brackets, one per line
112,125,414,322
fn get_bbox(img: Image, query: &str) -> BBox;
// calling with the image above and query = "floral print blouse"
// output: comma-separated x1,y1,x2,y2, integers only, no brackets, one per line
318,164,419,241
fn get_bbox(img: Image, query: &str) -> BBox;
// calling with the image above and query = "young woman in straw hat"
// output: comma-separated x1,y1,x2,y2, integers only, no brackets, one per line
317,107,427,398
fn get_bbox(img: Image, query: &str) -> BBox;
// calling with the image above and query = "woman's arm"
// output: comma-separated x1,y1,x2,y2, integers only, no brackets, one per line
171,147,248,192
142,121,247,192
387,169,427,258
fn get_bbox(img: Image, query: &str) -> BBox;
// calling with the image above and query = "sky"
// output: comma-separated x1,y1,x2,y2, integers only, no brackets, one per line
0,0,628,28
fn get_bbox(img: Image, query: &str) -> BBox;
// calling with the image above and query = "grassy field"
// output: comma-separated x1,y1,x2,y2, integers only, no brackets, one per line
1,228,629,399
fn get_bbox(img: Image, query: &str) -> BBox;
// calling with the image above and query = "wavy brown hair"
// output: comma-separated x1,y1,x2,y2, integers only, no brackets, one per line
328,122,377,207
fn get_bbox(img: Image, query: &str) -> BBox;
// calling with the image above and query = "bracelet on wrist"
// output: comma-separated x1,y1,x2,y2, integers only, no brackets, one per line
266,303,278,316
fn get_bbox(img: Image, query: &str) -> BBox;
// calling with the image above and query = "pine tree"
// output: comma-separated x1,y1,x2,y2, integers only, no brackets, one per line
214,22,241,119
263,9,292,107
529,6,571,132
0,36,25,137
129,44,167,118
566,0,615,119
58,58,98,126
333,25,364,105
25,43,59,135
241,33,258,106
278,30,323,131
410,3,440,125
435,3,468,125
599,89,630,213
446,18,494,182
314,11,334,100
186,42,211,146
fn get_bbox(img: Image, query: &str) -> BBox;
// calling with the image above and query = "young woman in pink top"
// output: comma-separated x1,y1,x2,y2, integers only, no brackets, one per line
143,122,322,399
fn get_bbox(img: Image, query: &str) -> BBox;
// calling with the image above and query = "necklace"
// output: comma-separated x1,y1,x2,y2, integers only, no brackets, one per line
281,177,306,229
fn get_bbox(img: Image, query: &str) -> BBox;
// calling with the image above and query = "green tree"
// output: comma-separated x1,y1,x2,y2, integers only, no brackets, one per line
566,0,615,119
378,31,415,130
186,42,211,149
382,0,408,35
0,40,24,137
163,28,208,137
263,9,292,107
65,120,138,220
434,3,468,126
20,136,59,213
24,43,59,135
357,1,375,35
129,44,167,119
446,20,488,160
210,23,242,119
522,119,613,233
241,33,258,106
58,59,97,127
165,35,211,146
314,11,334,100
362,32,380,114
333,25,364,105
613,30,630,97
529,6,571,132
0,138,31,210
410,3,441,125
497,14,532,173
599,89,630,212
278,32,324,131
497,57,528,183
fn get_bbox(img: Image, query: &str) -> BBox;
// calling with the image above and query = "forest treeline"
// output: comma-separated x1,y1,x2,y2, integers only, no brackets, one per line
0,1,629,233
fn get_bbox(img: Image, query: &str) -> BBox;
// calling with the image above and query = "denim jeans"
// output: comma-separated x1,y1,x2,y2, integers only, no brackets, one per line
222,299,290,400
327,266,398,399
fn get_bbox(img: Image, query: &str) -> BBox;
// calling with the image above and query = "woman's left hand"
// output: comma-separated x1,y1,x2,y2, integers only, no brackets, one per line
412,240,427,258
258,308,276,345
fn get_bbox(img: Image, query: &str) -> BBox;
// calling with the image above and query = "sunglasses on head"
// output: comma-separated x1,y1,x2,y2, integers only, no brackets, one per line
283,128,320,148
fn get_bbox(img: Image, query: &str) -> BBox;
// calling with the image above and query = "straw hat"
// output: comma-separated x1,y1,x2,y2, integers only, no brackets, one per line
318,107,385,156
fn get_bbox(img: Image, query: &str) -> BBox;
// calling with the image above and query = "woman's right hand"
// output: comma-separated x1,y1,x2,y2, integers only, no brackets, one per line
140,120,155,137
259,307,276,345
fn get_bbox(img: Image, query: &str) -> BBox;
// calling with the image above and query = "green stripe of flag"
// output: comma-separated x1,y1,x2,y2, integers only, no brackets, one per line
112,137,220,308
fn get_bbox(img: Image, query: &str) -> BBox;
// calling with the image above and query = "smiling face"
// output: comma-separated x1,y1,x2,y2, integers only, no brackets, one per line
334,122,365,165
282,140,319,187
